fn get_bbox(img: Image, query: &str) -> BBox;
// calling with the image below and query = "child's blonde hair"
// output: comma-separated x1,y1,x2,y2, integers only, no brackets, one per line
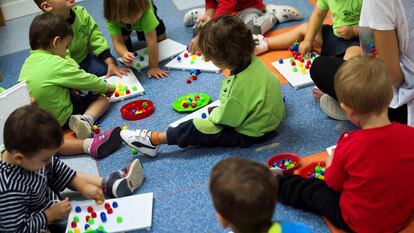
335,57,393,115
104,0,150,22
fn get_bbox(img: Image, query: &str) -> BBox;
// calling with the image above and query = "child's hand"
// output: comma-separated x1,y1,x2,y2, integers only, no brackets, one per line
45,197,72,222
148,67,168,79
299,40,313,57
70,89,81,96
196,14,211,24
80,183,104,201
105,84,115,97
122,52,135,67
106,63,129,78
336,26,355,40
188,36,200,54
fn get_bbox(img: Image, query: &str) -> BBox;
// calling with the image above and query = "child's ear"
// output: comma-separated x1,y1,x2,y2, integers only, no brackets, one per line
13,153,25,165
216,212,230,228
51,36,61,48
40,1,53,12
340,102,354,116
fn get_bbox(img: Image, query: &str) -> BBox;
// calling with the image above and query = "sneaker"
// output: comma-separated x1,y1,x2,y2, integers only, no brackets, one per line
312,86,325,102
253,34,269,55
266,4,303,23
183,8,205,27
89,127,123,159
320,94,348,121
121,129,159,157
69,115,93,139
105,159,144,198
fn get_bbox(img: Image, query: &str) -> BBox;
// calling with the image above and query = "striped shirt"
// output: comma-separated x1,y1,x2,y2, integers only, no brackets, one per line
0,156,76,233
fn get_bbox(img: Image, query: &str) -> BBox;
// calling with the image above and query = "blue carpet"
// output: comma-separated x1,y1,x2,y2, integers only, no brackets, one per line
0,0,356,232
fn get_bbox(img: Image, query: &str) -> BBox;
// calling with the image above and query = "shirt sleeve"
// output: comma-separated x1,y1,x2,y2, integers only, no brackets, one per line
359,0,397,30
205,0,218,10
106,20,122,36
212,0,237,18
84,9,111,59
324,133,349,192
0,193,48,233
46,156,76,193
53,58,109,93
316,0,329,10
208,98,246,128
138,8,159,33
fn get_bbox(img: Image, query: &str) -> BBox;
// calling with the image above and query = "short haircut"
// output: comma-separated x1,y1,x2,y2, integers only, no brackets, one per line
104,0,150,22
335,57,393,115
209,157,278,233
4,106,63,157
198,15,255,70
29,12,73,50
33,0,45,9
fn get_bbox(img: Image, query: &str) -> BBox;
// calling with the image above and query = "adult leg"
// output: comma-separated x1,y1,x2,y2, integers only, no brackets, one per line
388,105,408,124
310,56,345,100
277,175,353,232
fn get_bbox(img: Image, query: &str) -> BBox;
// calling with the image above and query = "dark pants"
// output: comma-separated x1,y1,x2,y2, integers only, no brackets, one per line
62,92,100,129
320,25,360,57
166,120,276,148
79,53,107,77
310,56,408,124
277,175,353,232
121,3,166,52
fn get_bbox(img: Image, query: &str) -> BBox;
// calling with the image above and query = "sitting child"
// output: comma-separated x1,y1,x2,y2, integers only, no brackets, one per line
0,106,144,233
34,0,126,77
277,57,414,232
210,157,313,233
121,15,285,157
104,0,167,79
19,13,113,141
256,0,362,60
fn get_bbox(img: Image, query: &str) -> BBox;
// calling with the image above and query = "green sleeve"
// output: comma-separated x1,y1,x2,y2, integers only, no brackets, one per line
138,8,159,33
106,20,122,36
85,10,110,56
316,0,329,10
0,87,5,94
208,98,246,128
55,58,108,93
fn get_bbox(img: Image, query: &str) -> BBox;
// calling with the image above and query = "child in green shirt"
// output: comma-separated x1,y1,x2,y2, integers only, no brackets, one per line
34,0,126,77
121,15,285,157
104,0,168,79
19,13,114,142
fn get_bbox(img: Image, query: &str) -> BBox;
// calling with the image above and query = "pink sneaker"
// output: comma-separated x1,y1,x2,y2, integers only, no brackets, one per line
90,127,122,159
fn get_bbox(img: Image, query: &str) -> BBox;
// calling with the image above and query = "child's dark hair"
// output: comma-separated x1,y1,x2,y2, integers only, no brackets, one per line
33,0,45,9
29,12,73,50
4,106,63,157
209,157,278,233
335,57,393,115
104,0,150,22
198,15,255,70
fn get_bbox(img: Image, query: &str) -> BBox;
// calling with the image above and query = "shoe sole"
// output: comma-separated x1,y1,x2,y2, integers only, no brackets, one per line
320,95,348,121
68,116,91,139
112,159,145,198
96,127,123,158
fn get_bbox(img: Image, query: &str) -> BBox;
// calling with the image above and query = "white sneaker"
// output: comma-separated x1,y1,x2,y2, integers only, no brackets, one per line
320,94,348,121
121,129,159,157
266,4,303,23
68,115,93,139
105,159,145,198
183,8,205,27
253,34,269,55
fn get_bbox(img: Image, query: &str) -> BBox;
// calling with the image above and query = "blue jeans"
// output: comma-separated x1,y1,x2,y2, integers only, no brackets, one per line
79,53,107,77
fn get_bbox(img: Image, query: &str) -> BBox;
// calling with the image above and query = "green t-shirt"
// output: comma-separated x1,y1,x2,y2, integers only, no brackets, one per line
0,87,4,94
194,57,285,137
18,50,108,126
68,6,111,64
317,0,362,37
106,2,159,36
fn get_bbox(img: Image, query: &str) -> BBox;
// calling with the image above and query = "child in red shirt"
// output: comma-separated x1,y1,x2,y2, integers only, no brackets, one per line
277,57,414,233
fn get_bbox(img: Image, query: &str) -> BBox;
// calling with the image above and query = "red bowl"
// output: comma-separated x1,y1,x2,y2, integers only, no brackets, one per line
120,99,155,120
266,153,301,174
294,161,326,179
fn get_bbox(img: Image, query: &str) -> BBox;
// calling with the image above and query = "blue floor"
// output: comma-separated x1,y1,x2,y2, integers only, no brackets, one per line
0,0,356,232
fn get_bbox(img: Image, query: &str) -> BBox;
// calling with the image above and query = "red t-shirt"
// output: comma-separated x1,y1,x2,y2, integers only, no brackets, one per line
325,123,414,233
205,0,265,19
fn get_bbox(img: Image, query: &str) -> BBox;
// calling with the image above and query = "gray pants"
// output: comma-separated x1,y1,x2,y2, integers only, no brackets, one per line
237,8,277,35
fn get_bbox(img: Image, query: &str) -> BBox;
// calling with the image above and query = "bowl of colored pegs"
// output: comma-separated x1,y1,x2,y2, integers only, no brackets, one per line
172,93,211,112
294,161,326,180
120,99,155,120
266,153,301,175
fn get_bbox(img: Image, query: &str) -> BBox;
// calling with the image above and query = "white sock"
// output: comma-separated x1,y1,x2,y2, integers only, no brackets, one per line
83,138,93,154
82,114,94,126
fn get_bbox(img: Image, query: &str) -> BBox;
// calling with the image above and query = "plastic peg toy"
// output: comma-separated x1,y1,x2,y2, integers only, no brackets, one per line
112,201,119,208
278,58,283,64
85,224,90,230
131,148,138,155
292,67,298,72
190,60,195,65
74,228,80,233
266,153,301,175
173,93,211,112
68,230,74,233
75,206,81,213
95,199,104,205
186,78,192,84
88,218,95,225
291,61,296,66
107,208,113,214
184,53,189,58
87,206,93,213
191,74,197,80
91,211,97,218
117,216,123,223
86,215,91,222
73,216,80,223
120,100,155,120
71,221,77,228
177,56,182,62
100,212,107,222
201,112,207,119
104,202,110,209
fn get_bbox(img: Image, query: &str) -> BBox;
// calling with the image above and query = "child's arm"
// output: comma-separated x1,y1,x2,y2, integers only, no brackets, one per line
299,6,328,56
68,175,104,201
145,30,168,79
324,137,348,192
111,34,135,67
374,30,404,87
336,25,359,40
